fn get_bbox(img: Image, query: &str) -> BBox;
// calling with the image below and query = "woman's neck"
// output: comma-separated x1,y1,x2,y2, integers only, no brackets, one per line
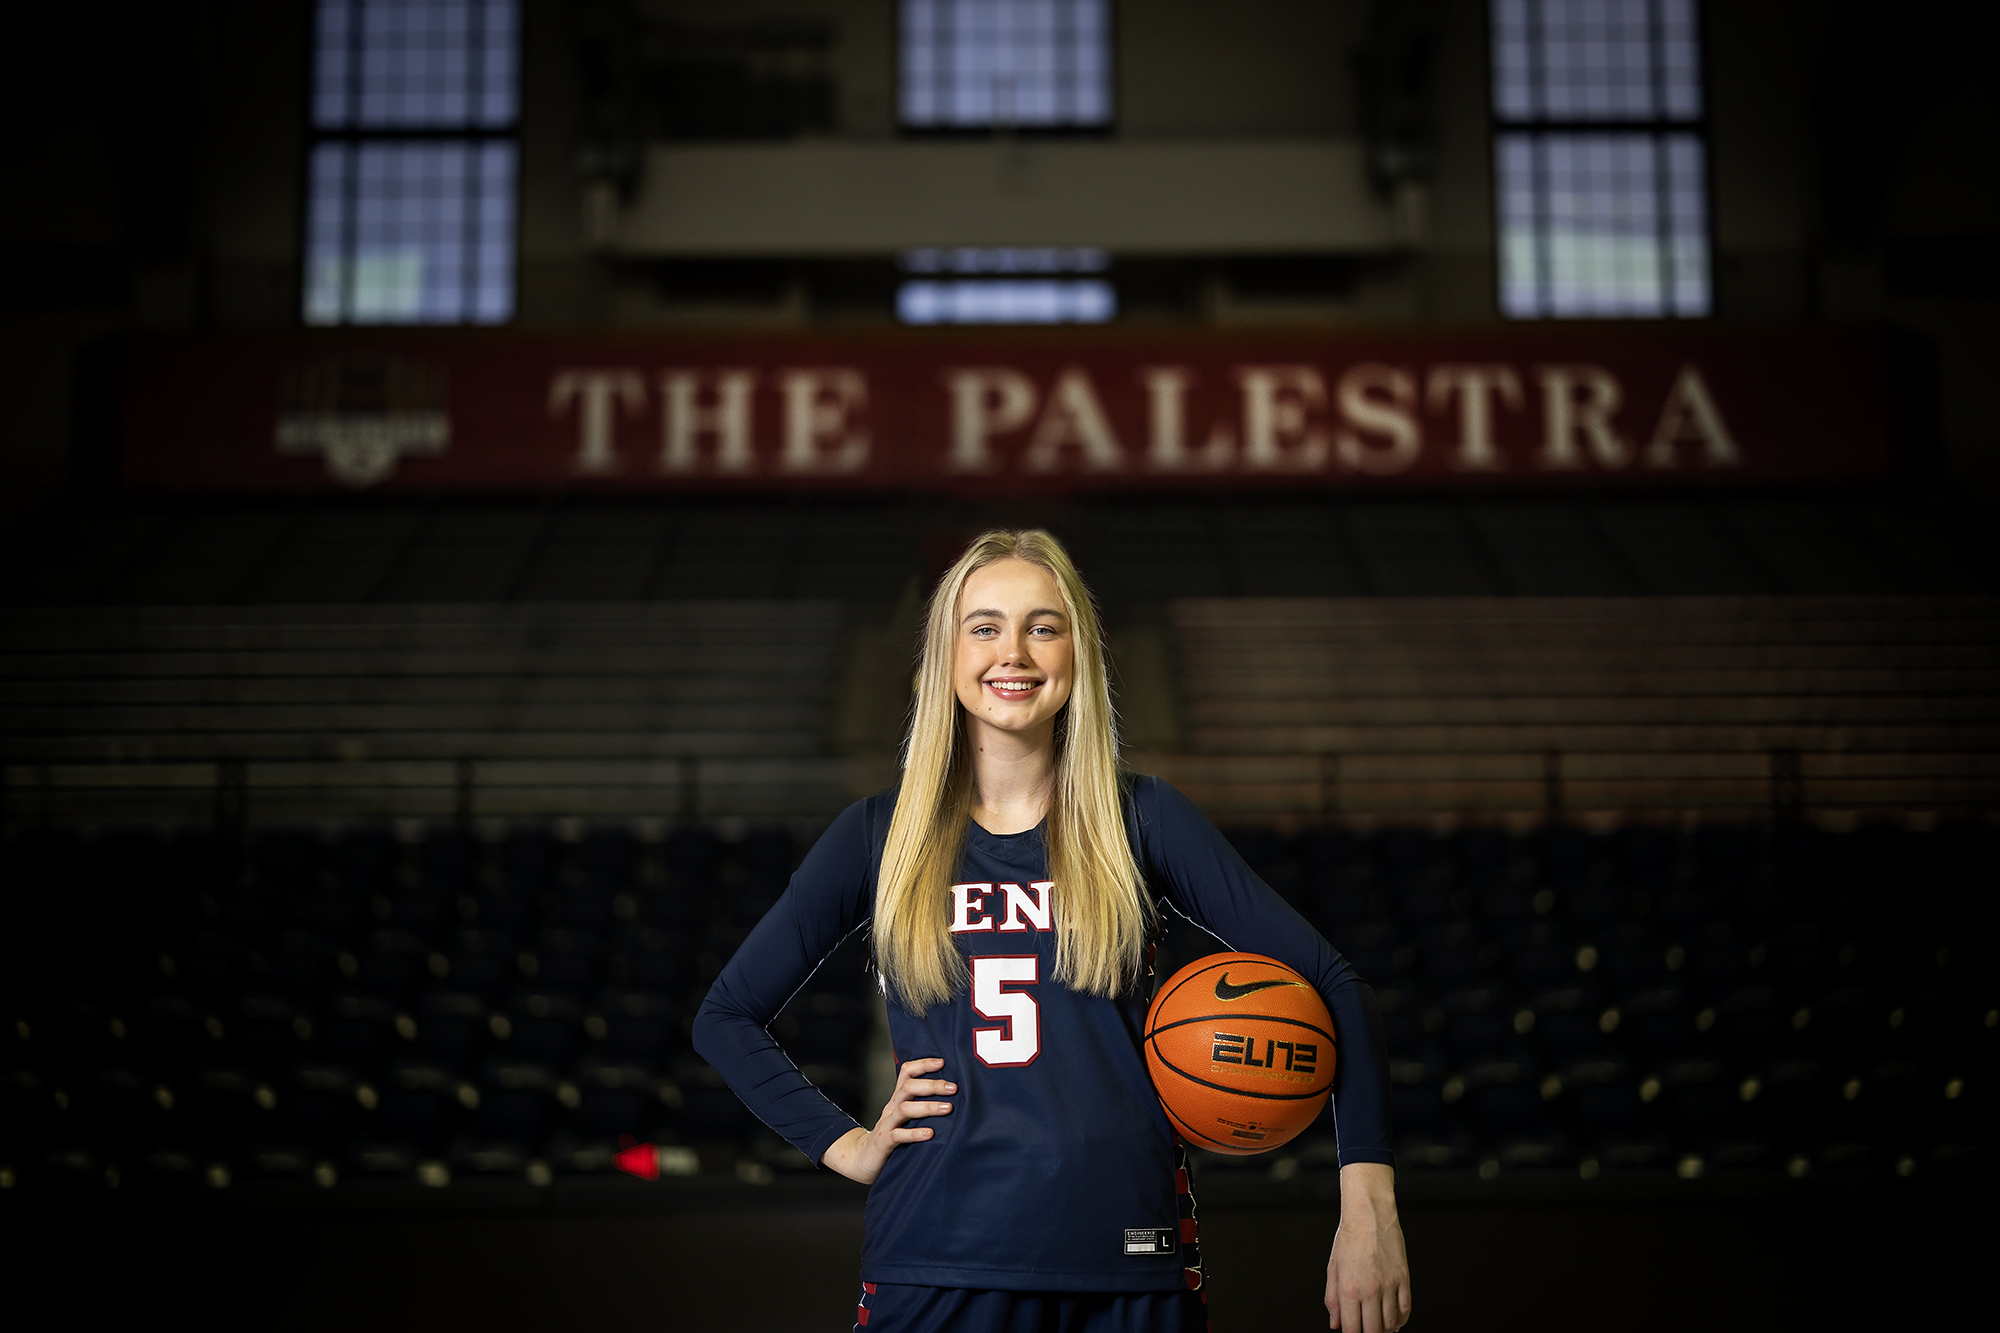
965,714,1057,835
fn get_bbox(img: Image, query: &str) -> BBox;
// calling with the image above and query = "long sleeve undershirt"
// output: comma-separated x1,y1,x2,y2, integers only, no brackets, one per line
694,776,1394,1172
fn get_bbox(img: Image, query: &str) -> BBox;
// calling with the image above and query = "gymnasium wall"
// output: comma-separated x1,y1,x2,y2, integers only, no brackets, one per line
3,1,1999,527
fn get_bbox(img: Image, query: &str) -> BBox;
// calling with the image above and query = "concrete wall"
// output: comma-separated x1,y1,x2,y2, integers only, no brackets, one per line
2,0,1996,524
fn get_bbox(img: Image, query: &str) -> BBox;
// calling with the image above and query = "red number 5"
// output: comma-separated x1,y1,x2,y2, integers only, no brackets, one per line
971,955,1040,1067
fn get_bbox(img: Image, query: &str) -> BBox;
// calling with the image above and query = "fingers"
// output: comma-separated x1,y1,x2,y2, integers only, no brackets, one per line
875,1058,954,1139
1358,1276,1400,1333
1327,1218,1410,1333
887,1061,955,1119
1341,1288,1365,1333
1327,1267,1387,1333
1362,1278,1394,1333
1361,1275,1395,1333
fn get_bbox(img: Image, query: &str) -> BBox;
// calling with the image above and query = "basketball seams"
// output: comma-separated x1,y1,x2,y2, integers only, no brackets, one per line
1151,956,1239,1017
1146,1012,1335,1046
1158,1089,1267,1154
1145,951,1335,1156
1161,1100,1231,1151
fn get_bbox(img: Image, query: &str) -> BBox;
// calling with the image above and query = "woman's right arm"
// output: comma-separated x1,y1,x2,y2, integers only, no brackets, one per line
691,799,883,1169
818,1056,957,1185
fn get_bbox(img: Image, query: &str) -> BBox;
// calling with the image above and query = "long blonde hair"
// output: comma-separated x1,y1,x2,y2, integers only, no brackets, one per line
874,529,1150,1013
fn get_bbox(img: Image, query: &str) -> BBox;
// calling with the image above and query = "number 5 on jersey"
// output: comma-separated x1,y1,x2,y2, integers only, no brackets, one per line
971,955,1040,1067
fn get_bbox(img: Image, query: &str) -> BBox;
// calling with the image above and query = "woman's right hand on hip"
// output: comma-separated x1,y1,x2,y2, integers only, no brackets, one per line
820,1057,955,1185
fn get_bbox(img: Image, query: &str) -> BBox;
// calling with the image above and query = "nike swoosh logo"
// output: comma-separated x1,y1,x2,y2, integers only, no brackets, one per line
1213,973,1303,1002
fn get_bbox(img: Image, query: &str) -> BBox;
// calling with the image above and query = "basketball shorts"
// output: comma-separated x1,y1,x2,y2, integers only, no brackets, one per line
852,1282,1209,1333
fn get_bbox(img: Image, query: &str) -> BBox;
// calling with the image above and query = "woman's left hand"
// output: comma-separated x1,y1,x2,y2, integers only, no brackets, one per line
1325,1161,1410,1332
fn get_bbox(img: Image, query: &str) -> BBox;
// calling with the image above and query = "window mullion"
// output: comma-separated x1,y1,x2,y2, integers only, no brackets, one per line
1491,0,1707,320
305,0,519,326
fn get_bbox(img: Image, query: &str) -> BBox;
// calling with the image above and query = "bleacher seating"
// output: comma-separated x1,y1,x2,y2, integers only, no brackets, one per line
2,493,1995,1194
1140,596,2000,821
4,494,1995,614
2,812,1990,1192
0,820,874,1190
0,602,865,825
1164,817,1995,1182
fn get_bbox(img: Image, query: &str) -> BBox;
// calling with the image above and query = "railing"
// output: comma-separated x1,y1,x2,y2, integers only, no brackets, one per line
0,751,886,829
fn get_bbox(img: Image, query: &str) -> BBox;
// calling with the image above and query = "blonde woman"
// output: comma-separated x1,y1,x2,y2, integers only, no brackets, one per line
695,530,1409,1333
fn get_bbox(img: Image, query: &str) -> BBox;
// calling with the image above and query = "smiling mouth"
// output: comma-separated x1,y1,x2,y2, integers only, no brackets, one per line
984,678,1044,698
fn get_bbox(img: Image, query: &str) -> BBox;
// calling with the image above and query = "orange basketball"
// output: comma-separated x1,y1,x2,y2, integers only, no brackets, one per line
1144,952,1336,1155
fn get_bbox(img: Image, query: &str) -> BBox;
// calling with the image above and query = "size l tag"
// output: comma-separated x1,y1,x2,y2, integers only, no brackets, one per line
1123,1227,1176,1255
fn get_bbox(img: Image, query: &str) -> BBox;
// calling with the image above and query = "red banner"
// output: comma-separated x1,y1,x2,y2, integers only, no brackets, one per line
119,326,1895,493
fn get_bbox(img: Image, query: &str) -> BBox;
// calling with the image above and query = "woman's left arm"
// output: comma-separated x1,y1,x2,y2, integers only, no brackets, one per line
1327,1162,1410,1332
1133,777,1409,1331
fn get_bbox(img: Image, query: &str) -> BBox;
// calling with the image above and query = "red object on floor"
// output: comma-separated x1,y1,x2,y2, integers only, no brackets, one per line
614,1142,660,1180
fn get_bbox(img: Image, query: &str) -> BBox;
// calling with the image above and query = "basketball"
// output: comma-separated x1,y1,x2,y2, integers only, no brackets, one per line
1144,952,1336,1155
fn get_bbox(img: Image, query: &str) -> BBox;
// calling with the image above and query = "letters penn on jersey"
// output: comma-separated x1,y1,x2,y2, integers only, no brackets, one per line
947,881,1055,1067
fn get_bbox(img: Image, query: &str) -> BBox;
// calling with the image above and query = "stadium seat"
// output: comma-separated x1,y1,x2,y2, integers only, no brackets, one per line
1618,986,1699,1060
347,929,427,1000
419,828,476,894
526,926,603,994
1415,921,1487,989
600,990,678,1064
507,991,585,1067
265,931,339,997
437,926,513,996
780,992,868,1062
676,1060,752,1140
1498,922,1577,993
1333,922,1403,988
614,928,692,992
132,995,225,1072
364,1060,469,1156
1371,986,1424,1059
1463,1059,1559,1150
332,828,398,894
1708,986,1796,1060
568,1060,672,1144
1531,986,1610,1065
314,992,405,1066
187,1066,276,1151
223,995,306,1071
282,1063,365,1154
1436,987,1519,1062
2,809,1988,1191
459,1061,560,1166
409,991,489,1069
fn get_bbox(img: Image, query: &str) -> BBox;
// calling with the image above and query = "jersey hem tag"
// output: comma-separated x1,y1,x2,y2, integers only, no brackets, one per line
1123,1227,1176,1255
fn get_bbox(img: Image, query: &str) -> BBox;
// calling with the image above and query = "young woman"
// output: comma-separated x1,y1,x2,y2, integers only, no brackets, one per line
694,530,1410,1333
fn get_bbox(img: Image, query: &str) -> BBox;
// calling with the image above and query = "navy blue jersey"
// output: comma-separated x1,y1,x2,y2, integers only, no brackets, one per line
693,774,1391,1293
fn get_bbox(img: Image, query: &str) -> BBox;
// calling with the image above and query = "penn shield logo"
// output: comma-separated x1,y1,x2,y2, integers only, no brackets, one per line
1212,972,1303,1002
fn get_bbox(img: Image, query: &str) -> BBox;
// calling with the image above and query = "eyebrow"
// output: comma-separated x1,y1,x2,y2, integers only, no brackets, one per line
961,607,1069,624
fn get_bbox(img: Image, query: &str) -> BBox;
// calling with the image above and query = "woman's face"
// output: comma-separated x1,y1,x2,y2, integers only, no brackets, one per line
952,557,1076,743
